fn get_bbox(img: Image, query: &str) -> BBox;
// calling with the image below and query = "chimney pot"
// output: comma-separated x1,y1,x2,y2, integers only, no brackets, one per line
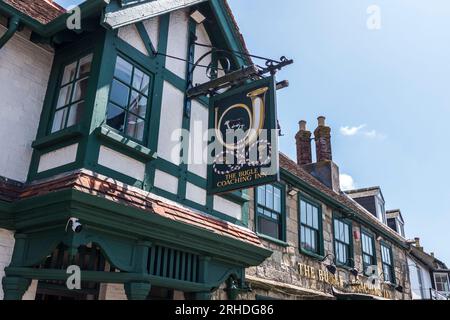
299,120,307,131
318,116,326,127
314,116,332,162
295,120,312,166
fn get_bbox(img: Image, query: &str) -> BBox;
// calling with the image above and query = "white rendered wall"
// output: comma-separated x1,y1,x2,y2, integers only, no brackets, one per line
37,144,78,173
166,9,189,79
154,170,179,195
0,229,14,300
188,100,208,178
193,23,212,86
157,82,184,165
213,196,242,220
0,24,54,182
118,24,148,56
98,146,146,181
186,183,206,206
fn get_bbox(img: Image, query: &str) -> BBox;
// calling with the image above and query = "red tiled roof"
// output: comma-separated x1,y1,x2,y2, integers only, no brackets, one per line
13,170,263,247
4,0,65,24
279,153,407,243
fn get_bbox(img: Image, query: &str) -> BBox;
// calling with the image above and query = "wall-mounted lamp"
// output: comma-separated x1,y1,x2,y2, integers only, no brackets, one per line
321,254,337,275
341,259,359,278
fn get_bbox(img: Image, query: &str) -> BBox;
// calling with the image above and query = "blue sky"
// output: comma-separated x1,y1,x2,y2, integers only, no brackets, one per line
56,0,450,264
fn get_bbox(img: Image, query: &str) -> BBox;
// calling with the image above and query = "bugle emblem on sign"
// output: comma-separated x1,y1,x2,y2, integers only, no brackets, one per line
208,76,279,194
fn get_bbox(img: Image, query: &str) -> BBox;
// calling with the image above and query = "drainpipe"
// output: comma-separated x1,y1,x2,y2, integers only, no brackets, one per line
0,16,20,50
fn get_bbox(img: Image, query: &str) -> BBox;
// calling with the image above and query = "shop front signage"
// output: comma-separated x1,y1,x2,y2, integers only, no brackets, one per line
298,263,393,299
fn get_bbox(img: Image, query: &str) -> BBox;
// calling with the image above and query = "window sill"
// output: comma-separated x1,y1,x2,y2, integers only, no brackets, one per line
299,248,324,261
32,125,83,150
95,126,157,162
256,233,289,247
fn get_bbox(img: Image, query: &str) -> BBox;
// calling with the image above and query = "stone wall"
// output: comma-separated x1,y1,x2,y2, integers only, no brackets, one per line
242,188,412,300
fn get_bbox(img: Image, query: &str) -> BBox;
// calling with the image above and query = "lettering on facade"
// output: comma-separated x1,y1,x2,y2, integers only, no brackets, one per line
298,263,393,299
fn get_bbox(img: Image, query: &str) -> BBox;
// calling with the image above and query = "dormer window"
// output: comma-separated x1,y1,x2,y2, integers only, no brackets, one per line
376,197,386,223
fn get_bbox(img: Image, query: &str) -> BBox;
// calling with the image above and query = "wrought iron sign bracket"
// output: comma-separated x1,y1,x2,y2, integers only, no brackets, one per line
186,55,293,99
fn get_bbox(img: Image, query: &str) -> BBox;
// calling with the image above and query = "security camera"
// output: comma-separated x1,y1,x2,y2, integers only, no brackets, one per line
65,217,83,233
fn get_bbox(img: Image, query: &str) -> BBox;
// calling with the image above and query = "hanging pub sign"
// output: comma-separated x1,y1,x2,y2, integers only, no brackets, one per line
208,76,279,194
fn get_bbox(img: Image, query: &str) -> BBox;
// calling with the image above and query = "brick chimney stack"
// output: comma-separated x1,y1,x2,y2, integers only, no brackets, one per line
295,120,312,166
314,116,332,162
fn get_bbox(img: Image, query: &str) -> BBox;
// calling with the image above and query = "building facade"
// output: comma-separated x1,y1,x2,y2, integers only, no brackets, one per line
214,119,413,300
0,0,273,300
0,0,422,301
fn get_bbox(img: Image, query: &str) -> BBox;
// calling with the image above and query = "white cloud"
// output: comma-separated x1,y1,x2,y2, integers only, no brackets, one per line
340,174,356,191
340,124,387,140
340,125,366,136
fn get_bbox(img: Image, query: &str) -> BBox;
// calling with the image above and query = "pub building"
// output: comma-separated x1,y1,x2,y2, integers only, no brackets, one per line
213,118,413,300
0,0,277,300
0,0,416,301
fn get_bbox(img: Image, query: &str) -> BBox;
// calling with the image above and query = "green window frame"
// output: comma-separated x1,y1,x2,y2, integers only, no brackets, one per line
381,243,395,283
361,230,376,274
299,196,323,256
333,215,353,267
50,53,93,133
255,184,286,242
106,55,152,143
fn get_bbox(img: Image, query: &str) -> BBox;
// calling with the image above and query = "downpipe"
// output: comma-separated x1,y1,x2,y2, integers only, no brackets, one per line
0,16,20,50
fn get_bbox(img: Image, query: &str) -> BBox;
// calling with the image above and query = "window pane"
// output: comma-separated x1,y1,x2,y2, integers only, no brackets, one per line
133,68,150,93
66,102,84,128
344,224,349,244
129,91,147,118
274,187,281,213
126,113,145,141
106,103,126,132
72,78,89,102
110,80,130,108
77,54,93,79
56,84,73,108
310,231,316,251
114,56,133,84
257,186,265,206
61,61,77,85
300,226,306,248
266,185,274,209
300,201,306,224
259,217,279,239
51,107,69,133
312,208,318,229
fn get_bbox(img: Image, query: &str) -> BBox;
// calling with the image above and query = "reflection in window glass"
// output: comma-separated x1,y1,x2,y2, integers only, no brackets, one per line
106,56,151,142
300,199,321,254
334,218,352,266
256,185,283,240
51,54,93,133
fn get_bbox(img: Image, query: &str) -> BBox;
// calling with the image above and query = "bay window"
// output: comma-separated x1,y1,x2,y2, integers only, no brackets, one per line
106,56,151,142
51,54,93,133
